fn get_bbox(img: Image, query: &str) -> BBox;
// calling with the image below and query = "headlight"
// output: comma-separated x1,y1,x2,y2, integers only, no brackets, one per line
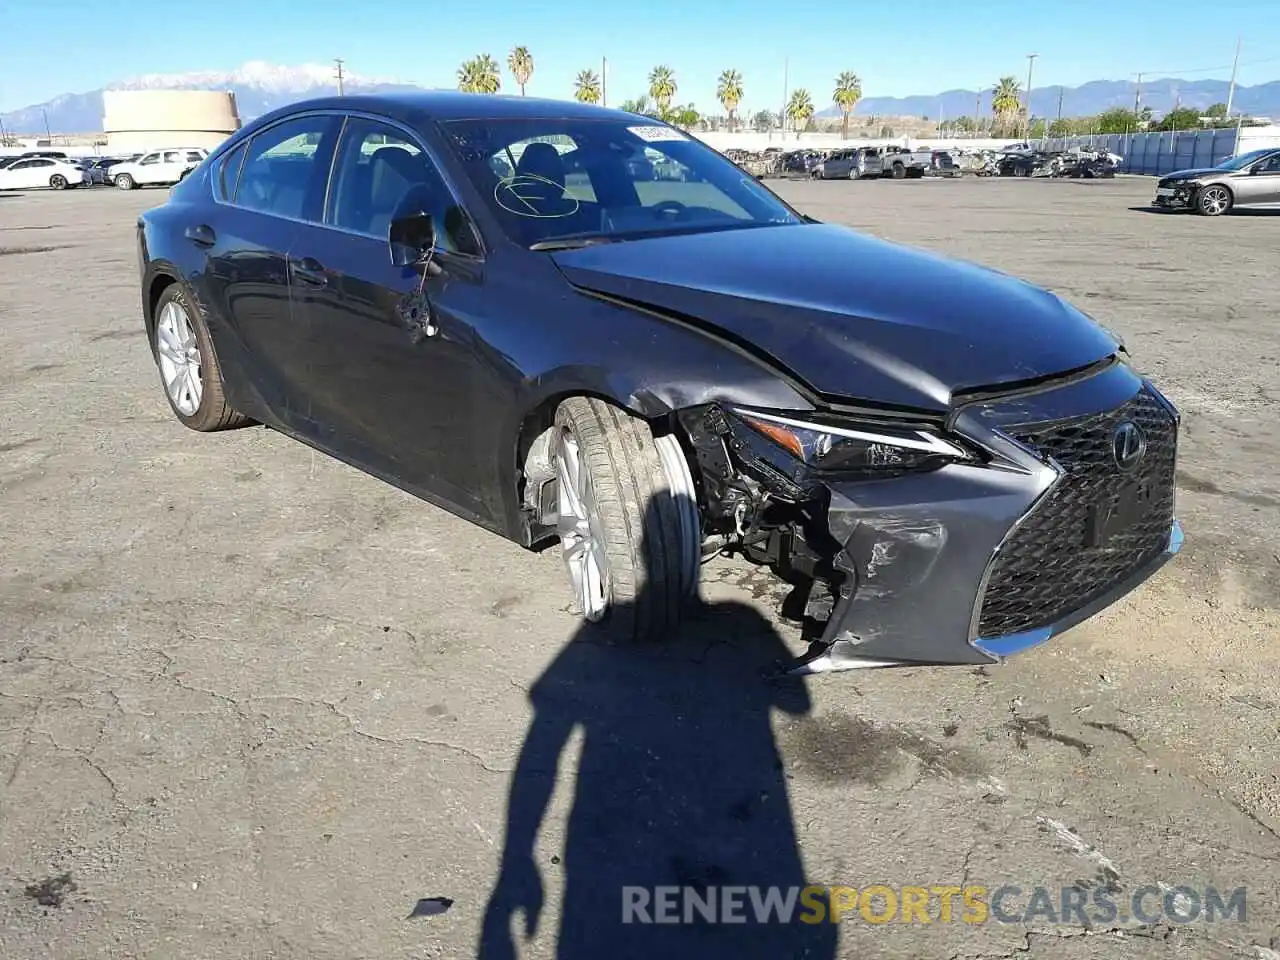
731,408,972,477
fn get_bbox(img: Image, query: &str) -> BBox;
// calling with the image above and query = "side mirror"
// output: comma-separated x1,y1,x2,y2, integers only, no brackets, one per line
389,211,437,267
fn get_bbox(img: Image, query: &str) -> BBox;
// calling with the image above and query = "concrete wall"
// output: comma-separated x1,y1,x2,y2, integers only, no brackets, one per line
102,89,240,151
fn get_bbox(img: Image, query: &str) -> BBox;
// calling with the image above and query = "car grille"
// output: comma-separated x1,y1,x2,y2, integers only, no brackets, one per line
976,387,1177,639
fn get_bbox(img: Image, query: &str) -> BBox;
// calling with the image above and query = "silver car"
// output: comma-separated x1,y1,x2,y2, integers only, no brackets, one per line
1153,147,1280,216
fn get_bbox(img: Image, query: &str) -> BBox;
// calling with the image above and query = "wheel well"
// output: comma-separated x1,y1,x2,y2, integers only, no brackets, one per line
146,273,177,336
512,392,703,530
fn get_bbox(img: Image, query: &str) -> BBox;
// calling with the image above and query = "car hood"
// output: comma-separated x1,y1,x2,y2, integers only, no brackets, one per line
552,223,1119,411
1161,167,1224,182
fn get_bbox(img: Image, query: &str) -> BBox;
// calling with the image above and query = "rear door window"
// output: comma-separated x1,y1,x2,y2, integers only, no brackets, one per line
234,115,339,221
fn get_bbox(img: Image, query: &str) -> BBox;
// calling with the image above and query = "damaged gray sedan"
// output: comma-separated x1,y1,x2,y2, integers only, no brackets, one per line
139,93,1182,674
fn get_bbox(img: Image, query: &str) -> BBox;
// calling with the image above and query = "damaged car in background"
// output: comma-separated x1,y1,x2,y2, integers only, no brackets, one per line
136,93,1183,674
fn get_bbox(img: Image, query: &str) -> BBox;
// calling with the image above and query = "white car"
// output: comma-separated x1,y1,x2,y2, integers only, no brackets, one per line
109,148,208,190
0,156,86,190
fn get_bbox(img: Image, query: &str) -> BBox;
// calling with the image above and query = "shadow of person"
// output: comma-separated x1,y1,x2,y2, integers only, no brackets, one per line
479,490,837,959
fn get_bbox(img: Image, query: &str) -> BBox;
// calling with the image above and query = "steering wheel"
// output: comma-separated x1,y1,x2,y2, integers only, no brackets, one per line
650,200,689,220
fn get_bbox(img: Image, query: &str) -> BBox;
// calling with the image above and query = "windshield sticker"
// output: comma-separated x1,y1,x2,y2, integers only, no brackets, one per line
493,174,581,218
627,125,687,143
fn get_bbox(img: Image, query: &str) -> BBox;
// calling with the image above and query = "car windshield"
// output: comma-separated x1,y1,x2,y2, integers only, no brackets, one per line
1217,149,1276,171
441,117,803,249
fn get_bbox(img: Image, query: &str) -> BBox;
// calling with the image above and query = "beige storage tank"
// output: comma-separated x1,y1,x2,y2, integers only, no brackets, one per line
102,89,240,151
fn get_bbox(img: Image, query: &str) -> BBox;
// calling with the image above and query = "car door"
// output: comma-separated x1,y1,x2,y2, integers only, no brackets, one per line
132,152,162,184
197,113,342,428
1243,152,1280,203
0,159,34,188
285,113,489,516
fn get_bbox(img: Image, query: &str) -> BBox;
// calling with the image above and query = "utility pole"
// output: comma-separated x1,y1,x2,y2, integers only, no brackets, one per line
781,56,789,136
42,108,51,140
334,58,345,96
1132,72,1143,116
601,57,607,108
1056,87,1064,121
974,90,981,137
1225,36,1242,118
1024,53,1038,139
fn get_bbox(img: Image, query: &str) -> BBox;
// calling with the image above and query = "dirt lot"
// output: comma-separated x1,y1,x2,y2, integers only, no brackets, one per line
1,177,1277,960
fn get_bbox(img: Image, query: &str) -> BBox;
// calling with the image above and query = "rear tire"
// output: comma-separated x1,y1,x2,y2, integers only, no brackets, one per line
151,283,250,432
891,162,906,179
49,174,67,190
551,397,700,642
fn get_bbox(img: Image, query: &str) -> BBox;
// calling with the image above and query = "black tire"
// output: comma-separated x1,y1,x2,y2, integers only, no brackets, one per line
115,173,135,190
891,162,906,179
152,283,250,431
1195,184,1233,217
553,397,697,642
49,174,67,190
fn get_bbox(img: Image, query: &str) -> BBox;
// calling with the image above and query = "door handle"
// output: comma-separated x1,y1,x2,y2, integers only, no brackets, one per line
184,224,216,247
289,256,328,287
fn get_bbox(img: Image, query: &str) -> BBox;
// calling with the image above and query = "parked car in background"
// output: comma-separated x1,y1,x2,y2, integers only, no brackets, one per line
136,92,1182,673
928,151,961,177
0,156,86,190
73,158,108,185
110,148,209,189
881,146,932,179
812,147,883,180
1152,147,1280,216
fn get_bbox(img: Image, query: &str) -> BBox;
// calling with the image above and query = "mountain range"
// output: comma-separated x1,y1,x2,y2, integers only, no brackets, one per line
2,61,1277,135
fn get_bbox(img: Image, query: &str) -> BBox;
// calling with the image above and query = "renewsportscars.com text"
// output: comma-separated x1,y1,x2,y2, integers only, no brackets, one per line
622,884,1247,926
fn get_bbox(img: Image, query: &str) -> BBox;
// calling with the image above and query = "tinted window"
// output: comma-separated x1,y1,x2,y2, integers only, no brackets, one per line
139,154,159,165
215,142,246,201
235,115,335,220
326,117,480,256
186,151,205,163
1258,154,1280,173
443,117,801,248
29,159,53,168
8,160,31,170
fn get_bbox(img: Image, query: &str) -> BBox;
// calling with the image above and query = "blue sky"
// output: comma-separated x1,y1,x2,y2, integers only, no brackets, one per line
2,0,1278,112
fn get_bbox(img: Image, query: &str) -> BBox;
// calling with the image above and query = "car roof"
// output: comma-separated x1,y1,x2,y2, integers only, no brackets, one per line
266,92,650,125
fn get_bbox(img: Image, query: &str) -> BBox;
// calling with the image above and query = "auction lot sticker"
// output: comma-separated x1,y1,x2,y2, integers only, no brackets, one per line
628,125,687,142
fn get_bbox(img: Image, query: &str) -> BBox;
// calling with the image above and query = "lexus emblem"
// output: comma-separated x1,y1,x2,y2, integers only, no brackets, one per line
1112,421,1147,471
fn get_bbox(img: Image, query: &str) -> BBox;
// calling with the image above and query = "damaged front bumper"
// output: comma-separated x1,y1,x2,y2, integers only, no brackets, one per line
683,359,1183,673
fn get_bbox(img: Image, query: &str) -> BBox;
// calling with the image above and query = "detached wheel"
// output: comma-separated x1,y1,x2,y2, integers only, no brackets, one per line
551,398,700,642
115,173,135,190
1196,185,1232,217
152,283,249,431
49,174,68,190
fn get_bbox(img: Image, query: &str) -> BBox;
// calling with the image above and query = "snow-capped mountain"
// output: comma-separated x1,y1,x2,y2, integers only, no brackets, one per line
0,61,427,135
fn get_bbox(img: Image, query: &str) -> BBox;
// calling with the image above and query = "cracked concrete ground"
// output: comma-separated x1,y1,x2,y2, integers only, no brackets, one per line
1,178,1278,959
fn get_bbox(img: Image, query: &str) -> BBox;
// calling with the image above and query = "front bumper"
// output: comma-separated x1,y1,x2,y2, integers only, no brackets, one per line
1154,185,1195,208
790,362,1181,673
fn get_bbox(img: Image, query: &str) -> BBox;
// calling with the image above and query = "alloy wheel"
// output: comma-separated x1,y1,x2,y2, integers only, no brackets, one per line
155,300,203,416
1199,186,1230,216
554,427,610,621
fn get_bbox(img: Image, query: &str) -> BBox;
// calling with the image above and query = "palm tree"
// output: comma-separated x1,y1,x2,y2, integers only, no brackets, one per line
508,46,534,96
648,65,677,114
574,69,602,104
716,69,744,132
991,76,1021,134
833,71,862,140
458,54,501,94
786,88,814,138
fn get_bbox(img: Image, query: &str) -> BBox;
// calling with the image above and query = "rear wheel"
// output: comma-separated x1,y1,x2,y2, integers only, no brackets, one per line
152,283,250,431
891,162,906,179
49,174,67,190
1196,185,1232,217
551,397,700,642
